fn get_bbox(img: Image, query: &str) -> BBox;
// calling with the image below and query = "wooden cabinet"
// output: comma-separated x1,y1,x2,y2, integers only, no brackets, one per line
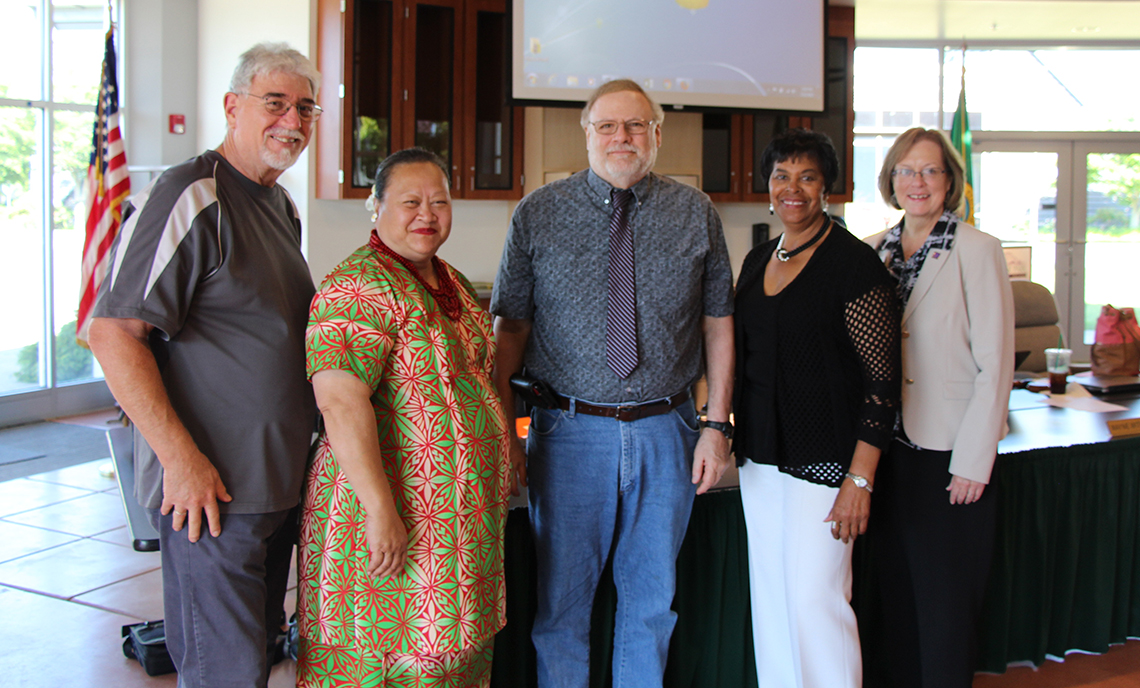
700,5,854,204
703,112,809,203
813,5,855,202
316,0,524,200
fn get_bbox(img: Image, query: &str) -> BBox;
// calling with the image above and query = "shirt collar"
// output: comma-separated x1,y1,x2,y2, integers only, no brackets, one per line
586,168,653,207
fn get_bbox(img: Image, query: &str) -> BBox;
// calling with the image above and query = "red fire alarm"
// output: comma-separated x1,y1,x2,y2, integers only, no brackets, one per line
169,114,186,135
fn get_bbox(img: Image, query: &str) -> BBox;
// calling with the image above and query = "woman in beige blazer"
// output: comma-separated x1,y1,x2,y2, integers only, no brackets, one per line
865,127,1014,688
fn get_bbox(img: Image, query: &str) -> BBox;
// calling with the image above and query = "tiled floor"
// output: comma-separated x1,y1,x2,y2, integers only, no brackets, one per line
0,415,297,688
2,413,1139,687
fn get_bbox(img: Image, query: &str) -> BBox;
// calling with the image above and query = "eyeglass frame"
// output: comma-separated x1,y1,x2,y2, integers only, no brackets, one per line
891,167,946,181
587,119,657,136
238,92,324,122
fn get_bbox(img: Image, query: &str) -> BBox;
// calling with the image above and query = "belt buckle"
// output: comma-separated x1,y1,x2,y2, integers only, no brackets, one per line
615,404,639,422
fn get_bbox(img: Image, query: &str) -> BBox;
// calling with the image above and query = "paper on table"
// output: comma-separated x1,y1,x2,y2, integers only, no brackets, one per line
1043,383,1130,412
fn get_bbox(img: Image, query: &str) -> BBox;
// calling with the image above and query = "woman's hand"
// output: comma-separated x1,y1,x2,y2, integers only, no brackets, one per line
947,475,986,505
827,440,881,544
314,370,409,579
364,505,408,579
825,480,872,544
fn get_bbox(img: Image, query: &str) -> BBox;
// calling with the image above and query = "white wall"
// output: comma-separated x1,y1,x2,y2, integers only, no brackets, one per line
125,0,199,170
307,196,767,288
196,0,314,255
718,203,783,276
306,199,516,286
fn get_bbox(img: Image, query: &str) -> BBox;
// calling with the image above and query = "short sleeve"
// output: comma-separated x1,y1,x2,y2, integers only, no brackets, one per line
305,255,402,391
490,200,536,320
93,172,222,340
702,203,735,318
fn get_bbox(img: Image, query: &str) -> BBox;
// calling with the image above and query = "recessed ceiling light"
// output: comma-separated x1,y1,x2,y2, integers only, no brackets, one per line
1071,26,1101,33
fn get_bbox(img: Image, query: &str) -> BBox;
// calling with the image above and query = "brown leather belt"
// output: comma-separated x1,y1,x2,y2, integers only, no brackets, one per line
556,390,690,423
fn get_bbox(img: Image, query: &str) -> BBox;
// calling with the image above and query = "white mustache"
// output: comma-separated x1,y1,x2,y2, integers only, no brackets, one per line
606,143,641,155
267,126,303,142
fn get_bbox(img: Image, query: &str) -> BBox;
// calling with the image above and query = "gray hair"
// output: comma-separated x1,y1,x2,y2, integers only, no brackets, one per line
580,78,665,129
229,42,321,99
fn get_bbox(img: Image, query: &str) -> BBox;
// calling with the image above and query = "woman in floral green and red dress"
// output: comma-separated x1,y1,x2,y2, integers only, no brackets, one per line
297,148,512,688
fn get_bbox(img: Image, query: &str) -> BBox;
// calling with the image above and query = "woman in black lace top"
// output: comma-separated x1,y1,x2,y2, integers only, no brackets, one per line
733,129,901,688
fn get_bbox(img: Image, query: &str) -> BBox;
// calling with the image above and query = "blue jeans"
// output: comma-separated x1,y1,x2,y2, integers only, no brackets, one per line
527,397,701,688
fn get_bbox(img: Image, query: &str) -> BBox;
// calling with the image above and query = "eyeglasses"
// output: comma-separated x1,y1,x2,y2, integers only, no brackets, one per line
240,92,323,122
588,119,655,136
892,167,946,181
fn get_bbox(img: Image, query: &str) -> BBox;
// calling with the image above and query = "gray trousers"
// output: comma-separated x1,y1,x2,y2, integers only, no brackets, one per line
149,506,297,688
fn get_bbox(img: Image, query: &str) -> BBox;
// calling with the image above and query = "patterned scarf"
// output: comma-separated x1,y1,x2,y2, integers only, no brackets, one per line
876,211,959,311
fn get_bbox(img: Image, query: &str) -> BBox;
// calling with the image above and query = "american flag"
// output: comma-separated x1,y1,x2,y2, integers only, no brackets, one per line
77,28,129,345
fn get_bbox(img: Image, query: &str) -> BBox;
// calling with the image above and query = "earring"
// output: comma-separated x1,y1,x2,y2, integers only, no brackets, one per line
822,198,830,216
366,193,379,223
769,202,774,215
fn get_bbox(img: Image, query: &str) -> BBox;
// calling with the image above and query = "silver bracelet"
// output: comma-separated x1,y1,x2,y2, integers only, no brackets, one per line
845,472,873,493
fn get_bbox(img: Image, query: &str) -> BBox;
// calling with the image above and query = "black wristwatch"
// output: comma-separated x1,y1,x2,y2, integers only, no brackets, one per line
701,419,734,440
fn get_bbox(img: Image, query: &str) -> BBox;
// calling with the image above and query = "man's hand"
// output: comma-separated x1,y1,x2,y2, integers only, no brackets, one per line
508,435,529,496
90,317,231,542
691,427,731,494
492,317,534,498
161,449,232,542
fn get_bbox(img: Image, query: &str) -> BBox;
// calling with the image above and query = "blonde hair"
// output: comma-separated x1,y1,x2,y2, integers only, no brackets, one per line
878,127,966,215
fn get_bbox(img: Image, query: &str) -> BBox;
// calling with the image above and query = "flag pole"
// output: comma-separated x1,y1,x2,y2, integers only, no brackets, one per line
949,40,975,225
77,24,130,346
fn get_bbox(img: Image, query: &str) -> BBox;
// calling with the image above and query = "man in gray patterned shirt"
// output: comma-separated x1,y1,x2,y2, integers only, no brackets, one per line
491,79,734,688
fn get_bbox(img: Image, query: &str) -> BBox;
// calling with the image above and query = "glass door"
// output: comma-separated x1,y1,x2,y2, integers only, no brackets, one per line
974,136,1140,361
1077,144,1140,347
0,0,116,426
974,149,1063,294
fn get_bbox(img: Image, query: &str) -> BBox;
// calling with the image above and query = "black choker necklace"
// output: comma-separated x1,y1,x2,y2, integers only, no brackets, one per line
776,216,831,262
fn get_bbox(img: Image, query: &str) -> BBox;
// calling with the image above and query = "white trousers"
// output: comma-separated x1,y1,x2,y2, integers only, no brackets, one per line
738,461,862,688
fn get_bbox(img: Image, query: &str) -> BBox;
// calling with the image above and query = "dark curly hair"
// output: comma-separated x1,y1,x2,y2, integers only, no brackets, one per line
758,128,840,191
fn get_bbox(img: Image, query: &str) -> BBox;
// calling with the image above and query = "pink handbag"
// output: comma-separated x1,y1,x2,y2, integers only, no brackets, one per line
1091,305,1140,376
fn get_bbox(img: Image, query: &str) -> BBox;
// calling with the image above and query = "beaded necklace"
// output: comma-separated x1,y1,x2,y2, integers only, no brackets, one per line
369,230,462,320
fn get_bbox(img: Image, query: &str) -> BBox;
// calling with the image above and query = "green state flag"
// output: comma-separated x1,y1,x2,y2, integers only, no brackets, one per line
950,78,975,224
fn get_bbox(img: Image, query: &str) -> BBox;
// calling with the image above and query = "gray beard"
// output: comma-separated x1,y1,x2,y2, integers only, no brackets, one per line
261,145,300,171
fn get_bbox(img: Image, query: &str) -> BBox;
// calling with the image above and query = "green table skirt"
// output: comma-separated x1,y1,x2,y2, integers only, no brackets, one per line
491,489,755,688
977,436,1140,670
490,437,1140,685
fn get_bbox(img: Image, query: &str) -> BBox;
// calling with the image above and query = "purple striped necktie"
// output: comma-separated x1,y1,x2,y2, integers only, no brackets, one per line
607,188,638,378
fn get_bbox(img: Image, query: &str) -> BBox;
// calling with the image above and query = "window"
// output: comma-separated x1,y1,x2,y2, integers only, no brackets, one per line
847,45,1140,358
0,0,118,423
